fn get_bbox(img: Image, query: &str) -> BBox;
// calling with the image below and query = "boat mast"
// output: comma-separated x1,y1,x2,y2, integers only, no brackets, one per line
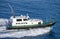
8,3,15,18
27,13,29,19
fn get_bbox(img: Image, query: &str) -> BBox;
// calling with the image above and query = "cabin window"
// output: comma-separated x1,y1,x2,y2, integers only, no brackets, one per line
23,19,28,21
17,19,22,21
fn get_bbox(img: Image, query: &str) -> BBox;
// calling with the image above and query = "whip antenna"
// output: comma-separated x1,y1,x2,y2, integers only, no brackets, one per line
8,3,15,18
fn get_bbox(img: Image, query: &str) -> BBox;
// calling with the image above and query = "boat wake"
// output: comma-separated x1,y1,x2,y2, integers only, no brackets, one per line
0,19,51,38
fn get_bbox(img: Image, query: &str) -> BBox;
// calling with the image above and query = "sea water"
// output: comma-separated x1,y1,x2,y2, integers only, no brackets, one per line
0,0,60,39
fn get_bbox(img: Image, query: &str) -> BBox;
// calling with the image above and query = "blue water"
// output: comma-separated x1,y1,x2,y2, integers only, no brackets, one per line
0,0,60,39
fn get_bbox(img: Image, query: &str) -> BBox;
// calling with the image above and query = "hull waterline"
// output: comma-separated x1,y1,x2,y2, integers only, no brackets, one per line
7,21,55,29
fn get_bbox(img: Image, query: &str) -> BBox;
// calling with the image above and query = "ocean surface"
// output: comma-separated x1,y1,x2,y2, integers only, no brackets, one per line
0,0,60,39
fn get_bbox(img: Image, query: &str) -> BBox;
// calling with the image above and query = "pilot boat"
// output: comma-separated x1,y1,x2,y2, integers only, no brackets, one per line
6,14,55,29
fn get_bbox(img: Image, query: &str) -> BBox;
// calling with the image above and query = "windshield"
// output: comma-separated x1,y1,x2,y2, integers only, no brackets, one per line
23,19,28,21
17,19,22,21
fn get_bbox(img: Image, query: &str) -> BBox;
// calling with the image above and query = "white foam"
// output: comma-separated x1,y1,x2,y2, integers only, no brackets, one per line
0,18,8,26
0,27,51,38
